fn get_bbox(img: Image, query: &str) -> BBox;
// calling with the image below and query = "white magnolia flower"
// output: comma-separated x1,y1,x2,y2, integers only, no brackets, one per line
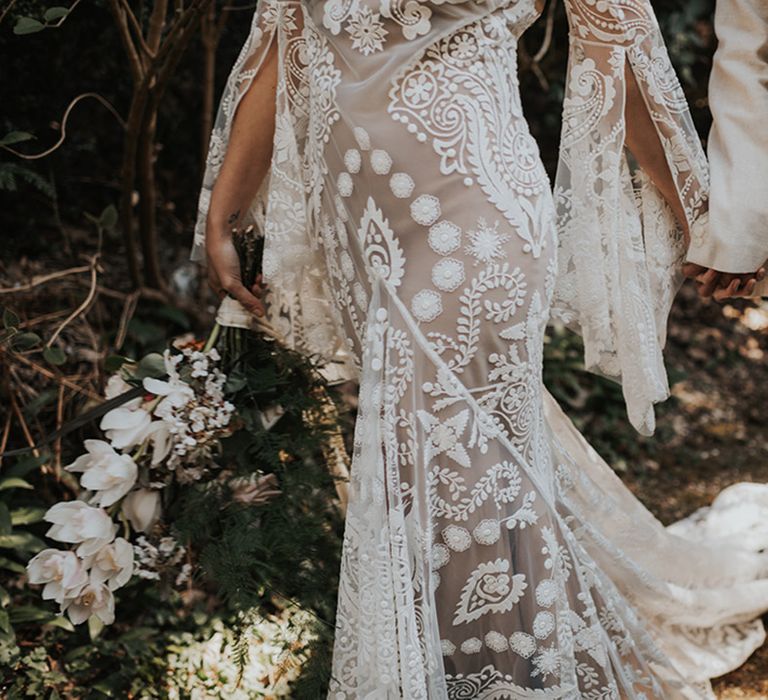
145,420,172,465
44,501,117,557
87,537,134,591
143,375,194,419
100,403,152,451
26,549,88,604
66,440,137,507
62,580,115,625
121,488,162,533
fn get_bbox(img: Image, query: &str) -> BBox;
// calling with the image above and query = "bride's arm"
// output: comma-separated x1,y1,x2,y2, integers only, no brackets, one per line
204,38,279,316
623,62,690,245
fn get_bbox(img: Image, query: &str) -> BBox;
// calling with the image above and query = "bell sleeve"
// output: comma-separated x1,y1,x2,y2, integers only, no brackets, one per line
193,1,357,384
551,0,710,435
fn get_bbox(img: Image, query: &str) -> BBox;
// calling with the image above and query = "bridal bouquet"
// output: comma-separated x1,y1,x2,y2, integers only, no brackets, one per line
24,229,348,634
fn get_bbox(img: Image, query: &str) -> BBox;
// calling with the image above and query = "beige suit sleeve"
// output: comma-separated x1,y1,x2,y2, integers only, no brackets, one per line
686,0,768,277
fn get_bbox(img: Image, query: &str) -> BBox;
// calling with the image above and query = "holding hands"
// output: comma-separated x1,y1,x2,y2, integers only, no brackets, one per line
683,261,767,301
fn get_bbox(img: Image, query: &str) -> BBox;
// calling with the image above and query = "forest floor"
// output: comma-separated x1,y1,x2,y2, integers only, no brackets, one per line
581,282,768,698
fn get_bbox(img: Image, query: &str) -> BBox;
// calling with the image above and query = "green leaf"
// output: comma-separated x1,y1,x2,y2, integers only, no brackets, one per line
0,584,10,607
22,388,57,416
45,616,74,632
99,204,118,231
0,477,33,491
136,352,165,379
155,305,190,329
0,610,10,635
104,355,129,373
11,331,41,350
0,132,35,147
10,506,46,526
0,556,26,574
0,532,45,553
43,345,66,365
43,6,70,21
2,308,19,329
0,504,11,536
13,17,45,35
9,605,56,624
6,454,47,478
88,614,104,639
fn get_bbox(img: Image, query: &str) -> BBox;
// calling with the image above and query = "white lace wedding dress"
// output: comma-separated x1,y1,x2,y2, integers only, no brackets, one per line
193,0,768,697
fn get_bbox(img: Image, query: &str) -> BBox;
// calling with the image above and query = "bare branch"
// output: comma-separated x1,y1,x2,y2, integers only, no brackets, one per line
1,93,126,160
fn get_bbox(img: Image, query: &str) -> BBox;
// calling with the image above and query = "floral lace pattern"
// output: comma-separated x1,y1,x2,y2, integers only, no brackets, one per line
194,1,768,698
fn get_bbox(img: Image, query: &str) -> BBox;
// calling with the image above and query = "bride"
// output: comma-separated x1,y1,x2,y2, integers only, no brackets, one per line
194,0,768,697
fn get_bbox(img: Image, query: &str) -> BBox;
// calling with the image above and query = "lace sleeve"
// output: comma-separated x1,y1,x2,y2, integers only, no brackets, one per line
551,0,709,435
193,1,357,384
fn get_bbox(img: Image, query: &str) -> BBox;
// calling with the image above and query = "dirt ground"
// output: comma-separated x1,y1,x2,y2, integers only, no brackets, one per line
590,282,768,697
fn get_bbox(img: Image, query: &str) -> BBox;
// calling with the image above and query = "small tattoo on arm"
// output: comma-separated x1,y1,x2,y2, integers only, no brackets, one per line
227,209,241,226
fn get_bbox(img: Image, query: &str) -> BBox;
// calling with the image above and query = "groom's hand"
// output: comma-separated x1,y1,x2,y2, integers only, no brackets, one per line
682,262,767,300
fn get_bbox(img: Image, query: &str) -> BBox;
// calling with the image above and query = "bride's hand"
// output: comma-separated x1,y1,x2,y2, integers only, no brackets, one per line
682,261,767,300
206,227,266,316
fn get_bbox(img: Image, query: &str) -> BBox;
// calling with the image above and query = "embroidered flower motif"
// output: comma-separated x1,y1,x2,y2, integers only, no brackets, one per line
442,525,471,552
431,258,465,292
440,638,456,656
532,644,560,681
353,126,371,150
410,194,441,226
370,149,392,175
389,172,415,198
484,630,509,652
464,218,510,265
432,542,450,569
535,578,558,608
352,281,367,310
460,637,482,654
428,220,462,255
447,31,478,60
533,610,556,640
345,5,388,56
411,288,442,322
472,519,500,545
452,558,527,626
403,72,437,107
344,148,362,173
417,408,470,468
337,172,354,197
509,631,537,659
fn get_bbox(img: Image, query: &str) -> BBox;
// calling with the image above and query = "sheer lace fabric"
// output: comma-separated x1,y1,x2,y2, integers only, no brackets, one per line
194,1,768,697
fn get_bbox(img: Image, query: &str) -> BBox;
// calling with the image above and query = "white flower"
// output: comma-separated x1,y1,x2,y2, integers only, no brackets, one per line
428,220,461,255
460,637,482,654
485,630,509,652
389,172,414,198
66,440,137,507
345,5,387,56
26,549,88,604
87,537,134,591
343,148,361,173
62,580,115,625
44,502,117,557
143,375,194,419
411,289,442,323
431,258,465,292
410,194,441,226
105,374,139,406
121,488,162,533
337,172,354,198
441,525,471,552
464,218,510,266
100,404,152,451
369,149,392,175
145,420,172,465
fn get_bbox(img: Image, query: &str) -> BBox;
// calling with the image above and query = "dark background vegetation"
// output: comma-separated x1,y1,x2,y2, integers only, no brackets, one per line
2,0,768,696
